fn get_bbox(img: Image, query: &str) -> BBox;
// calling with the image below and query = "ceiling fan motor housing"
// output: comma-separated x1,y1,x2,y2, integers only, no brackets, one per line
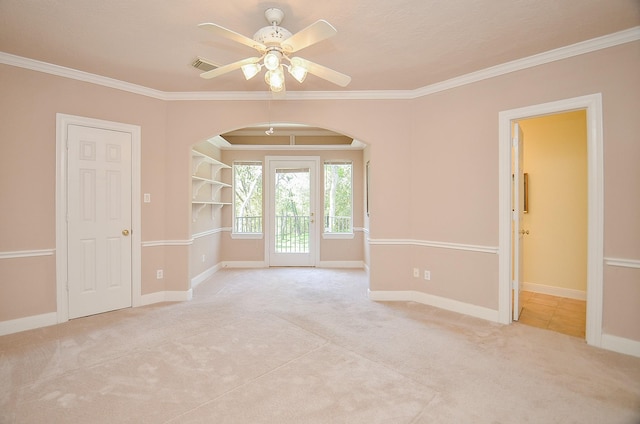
253,8,292,47
253,26,292,46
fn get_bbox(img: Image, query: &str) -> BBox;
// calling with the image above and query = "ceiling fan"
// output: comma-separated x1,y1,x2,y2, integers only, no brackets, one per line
197,8,351,93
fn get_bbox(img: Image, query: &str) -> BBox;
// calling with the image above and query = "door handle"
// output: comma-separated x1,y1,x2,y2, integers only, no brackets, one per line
122,229,130,236
519,229,529,235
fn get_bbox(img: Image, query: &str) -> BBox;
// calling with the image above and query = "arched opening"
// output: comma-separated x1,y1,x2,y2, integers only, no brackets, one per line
188,122,370,290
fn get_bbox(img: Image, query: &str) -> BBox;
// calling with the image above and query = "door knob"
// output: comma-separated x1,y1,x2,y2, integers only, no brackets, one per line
122,229,130,236
519,229,529,235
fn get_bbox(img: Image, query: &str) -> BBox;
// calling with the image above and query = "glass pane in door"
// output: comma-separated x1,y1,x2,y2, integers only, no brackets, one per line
274,167,310,253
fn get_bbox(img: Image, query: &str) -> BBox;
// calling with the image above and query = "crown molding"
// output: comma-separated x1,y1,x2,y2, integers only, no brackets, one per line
1,26,638,101
410,26,640,99
0,52,168,100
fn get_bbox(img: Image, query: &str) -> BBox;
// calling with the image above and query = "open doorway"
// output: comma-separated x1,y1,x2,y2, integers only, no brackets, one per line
498,94,604,348
515,111,588,338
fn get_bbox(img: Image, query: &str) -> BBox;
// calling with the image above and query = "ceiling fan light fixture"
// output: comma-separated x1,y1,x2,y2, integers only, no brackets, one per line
263,51,281,71
287,58,307,83
265,67,285,92
241,63,261,80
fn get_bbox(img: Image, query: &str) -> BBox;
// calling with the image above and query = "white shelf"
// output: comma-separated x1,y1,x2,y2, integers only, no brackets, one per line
192,150,231,174
192,175,232,187
191,149,232,222
192,201,232,206
192,176,232,199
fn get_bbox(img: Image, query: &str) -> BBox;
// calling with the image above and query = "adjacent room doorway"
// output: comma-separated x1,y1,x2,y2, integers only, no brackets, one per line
512,112,588,339
498,94,604,348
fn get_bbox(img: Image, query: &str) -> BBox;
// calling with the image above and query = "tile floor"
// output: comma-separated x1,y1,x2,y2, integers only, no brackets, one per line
517,291,586,338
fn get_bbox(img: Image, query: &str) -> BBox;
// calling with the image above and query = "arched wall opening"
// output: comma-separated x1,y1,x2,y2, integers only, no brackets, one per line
185,117,374,292
162,98,412,300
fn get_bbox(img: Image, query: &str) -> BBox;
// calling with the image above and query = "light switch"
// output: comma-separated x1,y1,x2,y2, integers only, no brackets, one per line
144,193,151,203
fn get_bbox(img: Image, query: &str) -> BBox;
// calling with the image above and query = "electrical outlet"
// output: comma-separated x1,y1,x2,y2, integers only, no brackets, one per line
413,268,420,278
156,269,163,279
424,270,431,281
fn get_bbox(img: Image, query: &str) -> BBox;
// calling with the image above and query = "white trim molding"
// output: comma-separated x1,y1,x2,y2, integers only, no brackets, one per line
318,261,364,269
369,290,500,323
498,93,604,349
142,229,228,248
191,264,222,289
221,261,267,268
192,228,226,239
140,289,193,306
411,27,640,99
1,27,637,101
601,334,640,358
368,238,498,254
141,239,193,248
0,312,57,336
0,249,55,259
522,282,586,301
605,257,640,269
0,52,167,100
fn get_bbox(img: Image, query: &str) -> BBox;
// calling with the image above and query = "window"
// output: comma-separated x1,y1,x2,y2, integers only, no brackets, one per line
324,161,352,234
233,161,263,234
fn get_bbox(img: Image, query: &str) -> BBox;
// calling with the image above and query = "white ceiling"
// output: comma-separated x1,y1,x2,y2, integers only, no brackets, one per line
0,0,638,93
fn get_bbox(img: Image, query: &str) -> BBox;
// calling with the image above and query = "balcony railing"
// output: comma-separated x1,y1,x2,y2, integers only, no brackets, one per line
275,215,309,253
324,215,351,233
234,216,262,233
234,215,352,252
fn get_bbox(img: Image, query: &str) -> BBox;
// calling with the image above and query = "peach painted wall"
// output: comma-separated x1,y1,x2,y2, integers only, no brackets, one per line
405,41,639,339
0,40,638,342
519,111,588,294
0,65,170,318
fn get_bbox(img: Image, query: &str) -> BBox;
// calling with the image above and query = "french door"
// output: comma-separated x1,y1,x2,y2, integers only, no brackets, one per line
267,157,319,266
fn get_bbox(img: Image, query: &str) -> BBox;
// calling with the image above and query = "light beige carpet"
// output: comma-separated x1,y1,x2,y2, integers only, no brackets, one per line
1,268,639,423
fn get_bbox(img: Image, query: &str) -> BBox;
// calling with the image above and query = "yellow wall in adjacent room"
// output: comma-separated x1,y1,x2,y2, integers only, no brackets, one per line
519,111,588,294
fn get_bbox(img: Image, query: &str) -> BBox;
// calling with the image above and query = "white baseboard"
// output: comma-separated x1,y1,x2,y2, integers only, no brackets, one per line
0,312,57,336
221,261,267,268
317,260,364,269
140,289,193,306
368,290,500,322
191,264,222,289
601,333,640,358
522,282,586,300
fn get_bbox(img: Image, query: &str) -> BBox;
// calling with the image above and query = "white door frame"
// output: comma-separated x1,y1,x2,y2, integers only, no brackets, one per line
265,156,320,267
56,113,142,323
498,94,604,347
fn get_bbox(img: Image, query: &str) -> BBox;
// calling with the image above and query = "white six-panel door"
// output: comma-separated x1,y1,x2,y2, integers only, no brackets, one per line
67,124,132,319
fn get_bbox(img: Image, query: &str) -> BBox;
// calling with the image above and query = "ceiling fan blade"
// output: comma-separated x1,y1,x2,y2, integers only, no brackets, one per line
281,20,337,53
293,57,351,87
200,57,261,79
199,23,266,51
